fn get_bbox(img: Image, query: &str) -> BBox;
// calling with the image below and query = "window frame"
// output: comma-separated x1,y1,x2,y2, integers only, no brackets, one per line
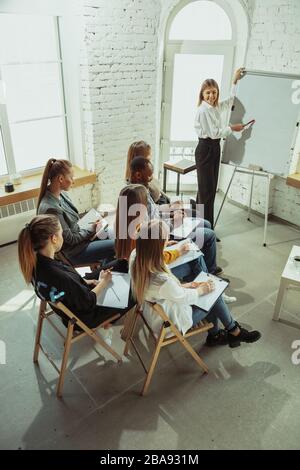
0,6,85,181
160,0,237,191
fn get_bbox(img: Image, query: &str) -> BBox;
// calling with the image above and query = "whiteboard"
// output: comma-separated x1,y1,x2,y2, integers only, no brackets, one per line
222,70,300,176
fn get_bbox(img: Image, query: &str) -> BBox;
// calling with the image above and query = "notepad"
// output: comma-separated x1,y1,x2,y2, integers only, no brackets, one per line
78,208,102,230
75,266,92,277
193,272,228,312
172,218,203,239
166,240,203,269
96,272,130,309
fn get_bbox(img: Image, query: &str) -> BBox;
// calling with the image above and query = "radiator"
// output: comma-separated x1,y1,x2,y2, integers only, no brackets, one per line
0,199,37,245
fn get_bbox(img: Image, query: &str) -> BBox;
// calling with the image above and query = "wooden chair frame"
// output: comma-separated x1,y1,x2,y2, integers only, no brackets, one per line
124,302,213,396
33,299,122,398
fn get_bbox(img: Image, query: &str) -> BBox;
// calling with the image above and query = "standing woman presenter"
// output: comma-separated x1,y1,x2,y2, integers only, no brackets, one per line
194,68,245,227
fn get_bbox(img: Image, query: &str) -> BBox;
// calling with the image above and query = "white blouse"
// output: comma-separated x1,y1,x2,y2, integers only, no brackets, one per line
129,250,200,336
194,84,237,140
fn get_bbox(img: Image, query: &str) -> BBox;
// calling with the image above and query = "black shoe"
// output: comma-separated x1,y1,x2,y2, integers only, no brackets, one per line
212,266,223,275
205,330,228,347
228,322,261,348
216,237,221,242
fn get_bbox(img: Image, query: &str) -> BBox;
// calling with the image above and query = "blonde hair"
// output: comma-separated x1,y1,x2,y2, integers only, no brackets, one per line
197,78,220,107
131,220,170,305
18,215,61,283
115,184,148,260
37,158,72,210
125,141,151,181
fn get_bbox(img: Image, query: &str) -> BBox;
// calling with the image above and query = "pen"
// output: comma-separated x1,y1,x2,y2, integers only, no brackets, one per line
111,285,120,302
105,268,121,302
243,119,255,129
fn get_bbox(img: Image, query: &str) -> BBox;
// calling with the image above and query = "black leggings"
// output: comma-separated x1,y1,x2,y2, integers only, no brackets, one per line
195,138,221,227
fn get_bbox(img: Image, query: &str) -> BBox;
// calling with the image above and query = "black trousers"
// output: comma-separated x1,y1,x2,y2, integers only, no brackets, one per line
195,138,221,227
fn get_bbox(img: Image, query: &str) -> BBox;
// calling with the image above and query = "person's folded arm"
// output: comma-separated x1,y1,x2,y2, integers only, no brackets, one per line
46,208,94,247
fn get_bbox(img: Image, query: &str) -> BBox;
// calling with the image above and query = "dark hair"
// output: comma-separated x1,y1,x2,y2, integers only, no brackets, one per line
125,141,151,180
18,215,61,283
197,78,220,107
130,156,152,177
37,158,72,210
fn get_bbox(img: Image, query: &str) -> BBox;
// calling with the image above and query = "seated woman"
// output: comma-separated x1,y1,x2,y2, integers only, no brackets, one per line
125,140,170,205
18,215,133,330
128,157,221,276
105,184,204,283
37,158,115,265
130,220,261,348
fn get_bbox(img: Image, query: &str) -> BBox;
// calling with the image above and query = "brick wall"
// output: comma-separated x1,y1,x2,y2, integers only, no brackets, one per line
81,0,300,226
81,0,160,207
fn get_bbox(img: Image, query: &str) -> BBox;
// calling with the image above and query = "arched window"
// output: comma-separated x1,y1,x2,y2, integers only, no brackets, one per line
160,0,246,190
169,1,232,41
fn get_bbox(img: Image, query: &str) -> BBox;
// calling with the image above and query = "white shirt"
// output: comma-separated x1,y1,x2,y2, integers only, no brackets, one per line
129,250,200,336
194,84,237,140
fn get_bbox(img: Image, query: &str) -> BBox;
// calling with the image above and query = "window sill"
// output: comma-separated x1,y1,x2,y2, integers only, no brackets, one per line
0,166,97,206
286,173,300,190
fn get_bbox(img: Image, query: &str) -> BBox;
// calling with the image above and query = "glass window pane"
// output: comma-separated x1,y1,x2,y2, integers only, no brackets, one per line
0,14,58,63
3,64,65,122
170,54,224,142
169,1,232,41
0,128,8,176
11,118,67,172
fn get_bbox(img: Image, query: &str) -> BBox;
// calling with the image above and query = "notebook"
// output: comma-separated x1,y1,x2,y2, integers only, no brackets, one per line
96,272,130,309
78,208,102,230
78,208,109,234
192,272,228,312
166,240,203,269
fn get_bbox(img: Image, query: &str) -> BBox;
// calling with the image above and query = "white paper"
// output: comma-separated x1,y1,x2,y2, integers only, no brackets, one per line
192,272,228,312
75,266,92,277
166,240,203,269
78,208,101,230
96,272,130,309
172,218,203,239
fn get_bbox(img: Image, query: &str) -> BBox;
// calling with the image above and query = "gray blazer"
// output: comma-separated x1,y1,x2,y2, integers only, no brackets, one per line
37,190,94,257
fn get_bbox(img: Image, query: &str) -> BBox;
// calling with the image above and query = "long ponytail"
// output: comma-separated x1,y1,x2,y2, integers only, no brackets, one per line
37,158,72,210
18,215,61,283
131,220,169,305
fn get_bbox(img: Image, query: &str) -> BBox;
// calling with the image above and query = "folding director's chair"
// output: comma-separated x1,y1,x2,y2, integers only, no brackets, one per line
33,298,122,398
124,302,213,396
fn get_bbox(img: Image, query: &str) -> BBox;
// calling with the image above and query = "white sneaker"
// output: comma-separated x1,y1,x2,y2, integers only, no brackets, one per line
100,327,114,346
222,293,237,304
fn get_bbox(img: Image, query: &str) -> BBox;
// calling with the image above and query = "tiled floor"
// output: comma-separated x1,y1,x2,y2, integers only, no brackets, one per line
1,198,300,450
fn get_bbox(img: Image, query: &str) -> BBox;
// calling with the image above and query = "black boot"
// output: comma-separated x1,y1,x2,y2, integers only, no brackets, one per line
205,329,228,347
228,322,261,348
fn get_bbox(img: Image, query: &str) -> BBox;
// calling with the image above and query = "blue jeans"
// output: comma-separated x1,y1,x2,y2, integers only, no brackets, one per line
69,239,115,265
171,255,207,282
192,301,236,336
189,220,217,274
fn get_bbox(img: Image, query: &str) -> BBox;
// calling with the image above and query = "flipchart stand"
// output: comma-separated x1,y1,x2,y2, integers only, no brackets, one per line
214,164,274,247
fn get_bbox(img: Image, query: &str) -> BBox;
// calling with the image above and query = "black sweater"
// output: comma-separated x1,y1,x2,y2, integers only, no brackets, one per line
34,254,118,328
